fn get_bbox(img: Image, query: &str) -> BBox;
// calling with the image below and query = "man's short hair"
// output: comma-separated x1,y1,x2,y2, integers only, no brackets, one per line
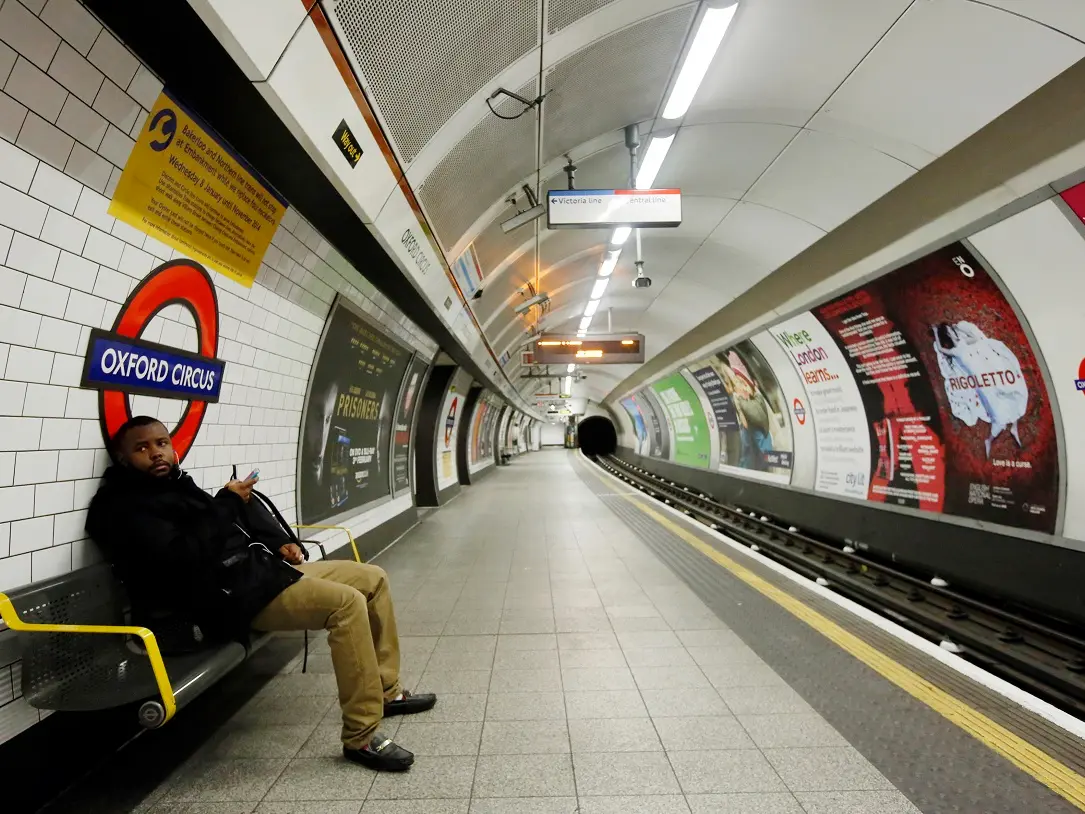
109,415,166,459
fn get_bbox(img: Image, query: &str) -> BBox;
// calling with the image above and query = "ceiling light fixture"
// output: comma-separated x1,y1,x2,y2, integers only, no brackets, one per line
590,278,609,299
567,363,576,373
611,226,632,246
662,3,738,120
576,330,586,338
635,134,676,190
564,376,572,393
584,299,600,317
579,316,592,332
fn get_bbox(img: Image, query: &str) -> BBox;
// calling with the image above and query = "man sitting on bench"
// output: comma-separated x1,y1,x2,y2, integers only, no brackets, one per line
85,416,435,772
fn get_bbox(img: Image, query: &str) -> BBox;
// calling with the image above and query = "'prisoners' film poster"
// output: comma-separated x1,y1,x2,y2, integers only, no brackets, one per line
298,298,410,524
811,243,1058,532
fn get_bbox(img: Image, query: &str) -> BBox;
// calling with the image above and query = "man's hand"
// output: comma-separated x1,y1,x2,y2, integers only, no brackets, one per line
280,543,305,565
225,476,257,503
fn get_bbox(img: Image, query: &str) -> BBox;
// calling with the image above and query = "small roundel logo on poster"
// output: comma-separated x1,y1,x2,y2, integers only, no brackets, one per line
1076,359,1085,396
80,260,225,463
444,397,458,448
792,398,807,426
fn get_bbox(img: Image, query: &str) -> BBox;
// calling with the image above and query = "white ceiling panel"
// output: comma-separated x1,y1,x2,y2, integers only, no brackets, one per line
808,0,1085,168
745,129,915,231
980,0,1085,42
655,122,799,198
684,0,913,127
706,201,826,272
677,239,773,298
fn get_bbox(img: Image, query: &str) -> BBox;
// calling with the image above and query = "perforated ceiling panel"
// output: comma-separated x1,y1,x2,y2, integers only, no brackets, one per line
542,7,695,163
418,80,539,251
547,0,618,34
330,0,539,162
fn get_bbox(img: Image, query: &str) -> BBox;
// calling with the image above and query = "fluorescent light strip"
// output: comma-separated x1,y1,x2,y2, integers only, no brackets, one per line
590,278,609,299
584,299,600,317
566,363,575,373
564,376,572,392
611,226,632,246
635,134,675,190
579,316,592,331
662,3,737,120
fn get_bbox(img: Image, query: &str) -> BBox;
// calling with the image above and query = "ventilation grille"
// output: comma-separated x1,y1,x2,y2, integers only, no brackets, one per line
418,79,539,251
542,7,695,163
547,0,618,33
332,0,539,162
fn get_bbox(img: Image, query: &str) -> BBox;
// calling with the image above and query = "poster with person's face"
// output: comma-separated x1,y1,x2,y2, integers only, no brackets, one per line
298,298,410,524
391,356,428,495
701,339,794,479
810,242,1058,532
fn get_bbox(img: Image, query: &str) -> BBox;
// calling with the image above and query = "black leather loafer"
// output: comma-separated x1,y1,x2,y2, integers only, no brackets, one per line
384,689,437,717
343,732,414,772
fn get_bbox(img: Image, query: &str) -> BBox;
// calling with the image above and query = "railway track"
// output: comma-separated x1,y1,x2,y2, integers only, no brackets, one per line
593,453,1085,719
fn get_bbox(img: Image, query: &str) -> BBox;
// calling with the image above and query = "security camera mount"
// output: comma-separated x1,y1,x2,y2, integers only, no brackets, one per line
625,123,652,290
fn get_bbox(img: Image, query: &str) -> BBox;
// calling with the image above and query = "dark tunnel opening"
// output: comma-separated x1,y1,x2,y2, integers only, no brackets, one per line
578,416,617,457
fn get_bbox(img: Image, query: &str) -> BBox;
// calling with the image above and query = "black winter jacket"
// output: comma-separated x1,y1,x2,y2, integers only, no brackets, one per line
85,465,302,645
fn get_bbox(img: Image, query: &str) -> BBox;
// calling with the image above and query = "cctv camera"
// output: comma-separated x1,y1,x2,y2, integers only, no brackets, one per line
472,288,484,300
633,276,652,289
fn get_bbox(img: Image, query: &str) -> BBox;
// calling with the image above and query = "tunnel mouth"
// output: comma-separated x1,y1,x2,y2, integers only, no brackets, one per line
578,416,617,457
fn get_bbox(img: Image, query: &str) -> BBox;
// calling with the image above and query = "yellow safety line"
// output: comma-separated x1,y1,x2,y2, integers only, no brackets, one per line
0,593,177,725
291,524,362,563
592,466,1085,810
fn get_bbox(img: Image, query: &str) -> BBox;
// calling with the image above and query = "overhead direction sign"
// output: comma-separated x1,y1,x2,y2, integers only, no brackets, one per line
547,189,681,229
533,333,645,364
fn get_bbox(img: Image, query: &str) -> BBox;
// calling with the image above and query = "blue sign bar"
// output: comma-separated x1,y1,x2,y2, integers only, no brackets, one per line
82,330,225,402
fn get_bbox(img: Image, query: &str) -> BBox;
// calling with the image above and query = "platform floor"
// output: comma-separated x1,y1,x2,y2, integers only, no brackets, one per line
71,450,1083,813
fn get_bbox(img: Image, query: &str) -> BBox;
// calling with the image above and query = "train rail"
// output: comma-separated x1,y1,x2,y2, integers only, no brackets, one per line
593,454,1085,719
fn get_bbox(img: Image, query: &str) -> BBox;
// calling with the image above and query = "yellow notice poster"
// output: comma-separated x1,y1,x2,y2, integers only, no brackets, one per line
108,90,287,287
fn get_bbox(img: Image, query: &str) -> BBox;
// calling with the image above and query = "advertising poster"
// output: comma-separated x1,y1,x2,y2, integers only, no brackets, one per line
811,242,1058,531
471,398,498,465
620,396,649,455
651,373,711,469
452,245,484,299
391,356,428,495
109,90,287,287
689,340,793,479
299,299,410,524
437,389,460,487
773,313,871,498
636,388,670,459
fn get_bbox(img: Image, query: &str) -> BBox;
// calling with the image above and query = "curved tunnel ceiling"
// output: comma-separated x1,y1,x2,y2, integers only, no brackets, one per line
325,0,1085,404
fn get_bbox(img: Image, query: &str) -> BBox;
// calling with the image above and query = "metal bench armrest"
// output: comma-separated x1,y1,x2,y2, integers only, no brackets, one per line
0,591,177,724
291,524,361,563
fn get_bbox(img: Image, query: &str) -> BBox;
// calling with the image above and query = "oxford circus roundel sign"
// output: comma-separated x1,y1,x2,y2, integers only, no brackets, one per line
80,260,225,462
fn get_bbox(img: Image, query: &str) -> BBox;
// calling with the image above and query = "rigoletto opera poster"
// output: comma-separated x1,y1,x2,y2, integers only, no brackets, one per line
690,340,794,480
298,298,410,524
810,242,1058,532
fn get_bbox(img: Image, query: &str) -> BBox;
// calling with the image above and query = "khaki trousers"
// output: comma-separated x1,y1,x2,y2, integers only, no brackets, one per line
250,560,402,748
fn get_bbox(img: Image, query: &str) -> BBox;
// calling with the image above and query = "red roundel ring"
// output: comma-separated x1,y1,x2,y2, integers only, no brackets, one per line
99,260,219,463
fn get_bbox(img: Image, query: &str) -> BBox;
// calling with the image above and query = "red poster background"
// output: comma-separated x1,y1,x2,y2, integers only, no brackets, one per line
813,243,1058,533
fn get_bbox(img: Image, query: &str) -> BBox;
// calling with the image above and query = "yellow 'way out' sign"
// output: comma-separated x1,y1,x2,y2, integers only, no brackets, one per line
109,90,288,288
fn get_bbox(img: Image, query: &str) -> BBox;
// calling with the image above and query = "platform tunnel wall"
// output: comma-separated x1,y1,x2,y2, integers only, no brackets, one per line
604,182,1085,627
0,4,537,747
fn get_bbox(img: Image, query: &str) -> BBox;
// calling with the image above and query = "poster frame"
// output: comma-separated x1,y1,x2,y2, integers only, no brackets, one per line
295,293,413,525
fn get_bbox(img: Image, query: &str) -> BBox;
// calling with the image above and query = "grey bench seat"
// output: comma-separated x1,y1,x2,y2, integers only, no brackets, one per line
0,563,270,729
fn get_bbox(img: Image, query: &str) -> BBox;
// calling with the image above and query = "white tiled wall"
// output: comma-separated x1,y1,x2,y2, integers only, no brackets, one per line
0,0,437,744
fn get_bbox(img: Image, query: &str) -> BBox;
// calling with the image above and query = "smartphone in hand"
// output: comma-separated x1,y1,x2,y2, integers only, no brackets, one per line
246,469,260,482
